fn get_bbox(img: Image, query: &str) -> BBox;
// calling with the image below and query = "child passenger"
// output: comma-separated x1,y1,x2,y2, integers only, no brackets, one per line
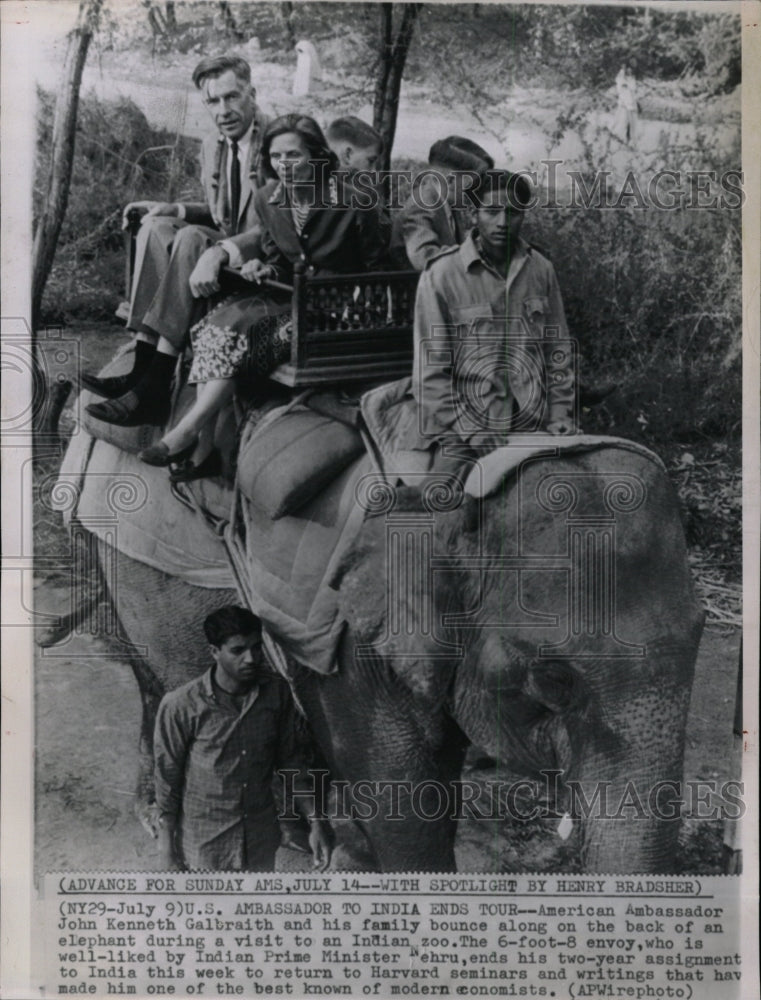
326,115,391,262
325,115,384,173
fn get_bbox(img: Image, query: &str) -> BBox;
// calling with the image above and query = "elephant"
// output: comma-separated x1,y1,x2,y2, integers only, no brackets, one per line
47,422,704,874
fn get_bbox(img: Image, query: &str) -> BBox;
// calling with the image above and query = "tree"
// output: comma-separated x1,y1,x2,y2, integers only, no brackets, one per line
32,0,105,329
281,1,297,50
141,0,171,40
372,3,421,172
218,1,245,41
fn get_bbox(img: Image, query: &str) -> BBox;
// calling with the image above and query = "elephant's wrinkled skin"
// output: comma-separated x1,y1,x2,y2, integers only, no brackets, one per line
287,448,704,872
61,439,703,872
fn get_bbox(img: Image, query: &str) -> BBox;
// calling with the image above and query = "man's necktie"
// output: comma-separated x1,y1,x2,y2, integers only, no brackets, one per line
230,140,241,232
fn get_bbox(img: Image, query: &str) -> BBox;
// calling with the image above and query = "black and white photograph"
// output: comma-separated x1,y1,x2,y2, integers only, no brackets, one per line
1,0,757,996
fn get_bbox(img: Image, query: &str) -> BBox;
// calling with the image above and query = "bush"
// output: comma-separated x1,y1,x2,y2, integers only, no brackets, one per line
524,200,741,445
35,89,201,322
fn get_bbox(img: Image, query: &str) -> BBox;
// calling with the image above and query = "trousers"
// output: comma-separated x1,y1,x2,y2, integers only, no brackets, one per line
128,217,222,352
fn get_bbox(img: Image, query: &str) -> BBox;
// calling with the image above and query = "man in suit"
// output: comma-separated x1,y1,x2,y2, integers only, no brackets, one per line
85,55,269,427
391,136,494,270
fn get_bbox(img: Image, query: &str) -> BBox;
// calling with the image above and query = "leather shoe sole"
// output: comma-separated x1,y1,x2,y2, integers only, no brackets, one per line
86,392,169,427
79,371,139,399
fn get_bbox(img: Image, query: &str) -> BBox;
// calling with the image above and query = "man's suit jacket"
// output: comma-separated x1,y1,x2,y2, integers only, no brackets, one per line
391,172,471,271
183,107,269,257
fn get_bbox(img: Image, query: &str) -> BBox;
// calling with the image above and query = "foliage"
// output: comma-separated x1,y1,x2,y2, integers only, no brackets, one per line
480,5,741,90
35,88,199,321
94,3,739,95
527,200,741,445
515,97,743,452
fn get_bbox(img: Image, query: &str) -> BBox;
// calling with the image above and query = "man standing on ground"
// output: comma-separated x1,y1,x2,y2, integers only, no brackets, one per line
154,605,332,872
84,55,268,427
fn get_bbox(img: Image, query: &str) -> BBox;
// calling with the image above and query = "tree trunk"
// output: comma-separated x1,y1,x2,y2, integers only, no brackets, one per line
142,0,167,36
32,0,104,329
218,2,243,40
373,3,421,172
281,1,297,50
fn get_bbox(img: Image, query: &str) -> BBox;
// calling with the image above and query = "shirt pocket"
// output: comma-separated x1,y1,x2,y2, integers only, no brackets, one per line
522,295,551,337
450,302,498,351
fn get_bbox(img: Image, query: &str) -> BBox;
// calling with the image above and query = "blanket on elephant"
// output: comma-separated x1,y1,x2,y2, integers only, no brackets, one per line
359,377,666,489
225,437,375,675
463,434,667,498
57,421,236,589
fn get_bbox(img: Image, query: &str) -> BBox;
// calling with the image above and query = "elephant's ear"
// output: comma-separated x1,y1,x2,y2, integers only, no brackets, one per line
333,513,459,710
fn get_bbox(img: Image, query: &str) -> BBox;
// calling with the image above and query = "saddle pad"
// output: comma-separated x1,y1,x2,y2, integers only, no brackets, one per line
225,451,375,674
57,429,236,589
464,433,667,498
360,377,433,484
237,406,365,519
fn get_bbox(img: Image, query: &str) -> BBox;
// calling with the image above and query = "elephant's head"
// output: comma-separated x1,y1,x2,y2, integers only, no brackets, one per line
336,446,703,873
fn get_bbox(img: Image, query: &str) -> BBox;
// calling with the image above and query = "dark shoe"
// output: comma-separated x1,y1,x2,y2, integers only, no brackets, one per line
169,450,223,483
86,391,169,427
79,371,140,399
139,440,197,468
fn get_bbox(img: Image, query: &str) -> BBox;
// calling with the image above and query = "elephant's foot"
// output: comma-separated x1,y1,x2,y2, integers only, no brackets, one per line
329,841,377,872
328,820,378,871
35,592,104,648
279,817,311,854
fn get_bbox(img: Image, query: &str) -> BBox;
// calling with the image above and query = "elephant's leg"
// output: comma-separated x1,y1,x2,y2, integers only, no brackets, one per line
125,654,164,837
37,526,107,648
295,664,469,872
353,726,469,872
96,542,237,836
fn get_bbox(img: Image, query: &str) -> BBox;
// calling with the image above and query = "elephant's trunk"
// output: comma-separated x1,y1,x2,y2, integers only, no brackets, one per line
571,664,695,874
455,640,697,874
